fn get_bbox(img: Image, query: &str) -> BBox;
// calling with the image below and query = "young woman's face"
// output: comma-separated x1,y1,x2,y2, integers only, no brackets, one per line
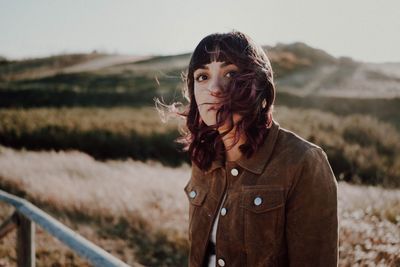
193,60,242,130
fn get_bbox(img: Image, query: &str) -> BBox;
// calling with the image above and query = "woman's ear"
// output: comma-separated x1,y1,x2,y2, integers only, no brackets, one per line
262,99,267,109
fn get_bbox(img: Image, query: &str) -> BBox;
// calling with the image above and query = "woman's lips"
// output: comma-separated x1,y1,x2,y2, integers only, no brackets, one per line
200,102,220,111
207,105,219,111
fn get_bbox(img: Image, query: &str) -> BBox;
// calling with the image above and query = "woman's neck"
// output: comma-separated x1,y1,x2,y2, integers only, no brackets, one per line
221,130,246,162
217,113,246,162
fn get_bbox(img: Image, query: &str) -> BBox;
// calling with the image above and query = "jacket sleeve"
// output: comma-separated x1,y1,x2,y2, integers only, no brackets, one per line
285,147,339,267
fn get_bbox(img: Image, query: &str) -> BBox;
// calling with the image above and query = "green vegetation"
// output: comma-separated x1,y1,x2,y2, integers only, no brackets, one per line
276,92,400,131
0,43,399,187
274,107,400,187
0,71,184,107
0,106,399,187
0,107,186,166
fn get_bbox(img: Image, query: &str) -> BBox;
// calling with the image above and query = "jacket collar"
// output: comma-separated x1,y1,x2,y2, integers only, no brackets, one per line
204,119,280,175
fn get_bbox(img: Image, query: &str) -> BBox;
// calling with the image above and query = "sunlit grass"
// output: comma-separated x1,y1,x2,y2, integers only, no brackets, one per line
0,106,179,136
0,145,399,266
0,145,190,232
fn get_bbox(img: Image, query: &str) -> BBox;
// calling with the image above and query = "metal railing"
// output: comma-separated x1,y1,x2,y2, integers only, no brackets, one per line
0,189,144,267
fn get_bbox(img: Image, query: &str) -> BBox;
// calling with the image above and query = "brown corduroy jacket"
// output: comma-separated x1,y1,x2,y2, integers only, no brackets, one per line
183,119,339,267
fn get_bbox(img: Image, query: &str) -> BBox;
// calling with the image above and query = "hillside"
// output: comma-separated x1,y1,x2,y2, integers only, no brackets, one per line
1,42,400,101
1,42,400,266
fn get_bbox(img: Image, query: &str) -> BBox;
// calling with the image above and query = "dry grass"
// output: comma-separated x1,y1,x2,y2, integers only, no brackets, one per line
0,145,399,266
338,183,400,266
0,145,190,232
0,202,139,267
0,145,190,266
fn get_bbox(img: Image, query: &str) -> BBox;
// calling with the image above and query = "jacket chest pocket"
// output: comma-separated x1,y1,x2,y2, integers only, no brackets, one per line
240,186,285,249
184,181,209,240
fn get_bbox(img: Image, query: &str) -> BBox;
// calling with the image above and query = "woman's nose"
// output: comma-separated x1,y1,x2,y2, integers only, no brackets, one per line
207,77,222,94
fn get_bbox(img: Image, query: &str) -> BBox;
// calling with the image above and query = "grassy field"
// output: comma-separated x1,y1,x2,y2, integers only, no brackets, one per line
0,145,399,266
0,106,186,166
0,145,190,266
1,44,399,265
0,105,399,187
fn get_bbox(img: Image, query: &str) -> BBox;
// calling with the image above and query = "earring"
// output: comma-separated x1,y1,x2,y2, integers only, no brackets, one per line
262,99,267,109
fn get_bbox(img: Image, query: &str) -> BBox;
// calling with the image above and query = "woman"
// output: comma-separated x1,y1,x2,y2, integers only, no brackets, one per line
158,30,338,267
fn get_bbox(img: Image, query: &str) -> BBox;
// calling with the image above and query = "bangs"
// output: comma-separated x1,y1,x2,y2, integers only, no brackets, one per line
189,34,233,71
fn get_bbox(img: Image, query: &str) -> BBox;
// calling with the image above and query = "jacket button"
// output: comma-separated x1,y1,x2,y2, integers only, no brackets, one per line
254,196,263,206
189,190,197,198
220,207,227,216
217,258,225,266
230,168,239,176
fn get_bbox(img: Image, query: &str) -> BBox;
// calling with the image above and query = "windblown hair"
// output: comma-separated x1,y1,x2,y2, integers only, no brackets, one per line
155,30,276,172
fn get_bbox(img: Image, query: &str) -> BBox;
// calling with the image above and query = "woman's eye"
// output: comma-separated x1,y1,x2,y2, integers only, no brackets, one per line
225,71,237,78
195,74,207,82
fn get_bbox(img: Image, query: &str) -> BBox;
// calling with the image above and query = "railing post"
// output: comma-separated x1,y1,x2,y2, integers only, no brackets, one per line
16,212,35,267
0,189,135,267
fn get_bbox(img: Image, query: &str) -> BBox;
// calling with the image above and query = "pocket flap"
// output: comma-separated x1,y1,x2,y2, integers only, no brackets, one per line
184,182,208,206
240,186,285,213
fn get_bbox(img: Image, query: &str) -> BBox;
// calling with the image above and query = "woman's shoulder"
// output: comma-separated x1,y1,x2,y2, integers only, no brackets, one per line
275,125,326,161
276,126,336,188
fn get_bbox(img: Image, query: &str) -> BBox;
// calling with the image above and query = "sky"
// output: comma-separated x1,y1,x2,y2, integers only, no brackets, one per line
1,0,399,63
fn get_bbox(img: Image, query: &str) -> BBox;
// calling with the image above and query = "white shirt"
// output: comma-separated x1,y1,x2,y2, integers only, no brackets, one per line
208,190,228,267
